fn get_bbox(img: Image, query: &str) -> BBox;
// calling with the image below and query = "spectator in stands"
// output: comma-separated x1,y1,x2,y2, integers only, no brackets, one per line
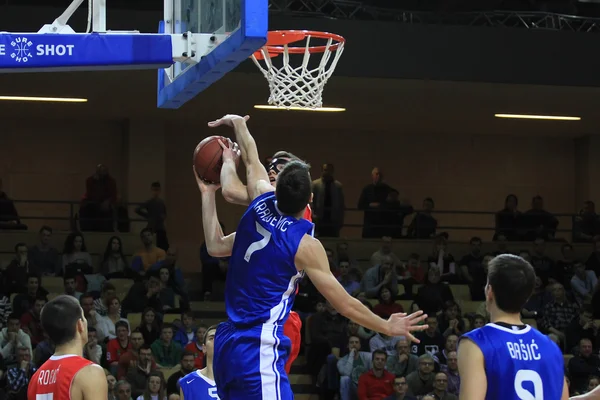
568,338,600,393
541,283,579,344
427,371,457,400
97,296,129,342
0,178,26,230
572,262,598,306
574,201,600,243
151,324,183,368
150,247,188,308
184,325,207,369
440,351,459,396
530,237,555,284
337,335,371,400
84,326,102,364
373,287,404,319
338,259,361,296
33,332,53,367
117,330,151,379
307,301,347,377
200,221,228,301
555,243,578,288
566,306,600,353
405,354,435,396
415,269,454,316
312,163,345,238
362,255,398,299
19,295,45,346
0,313,32,365
107,375,117,400
115,380,133,400
358,167,394,239
411,315,444,357
491,233,511,256
12,274,47,318
519,249,531,263
174,311,196,347
404,253,427,285
166,351,196,396
138,371,166,400
458,237,485,299
588,376,600,393
357,349,394,400
369,330,401,356
63,274,83,300
336,242,358,267
522,276,552,320
135,181,169,251
122,274,163,315
61,232,93,276
432,334,458,367
138,307,160,347
386,337,418,377
586,238,600,278
383,375,416,400
471,314,486,328
0,289,11,331
465,253,491,302
132,228,166,276
522,195,558,241
6,345,36,399
5,243,40,294
380,189,414,239
28,226,60,276
495,194,524,241
127,344,158,399
80,293,98,329
158,266,176,310
428,236,457,283
106,321,132,372
100,236,130,279
80,164,118,232
94,282,118,317
438,301,465,338
407,198,437,239
371,237,402,267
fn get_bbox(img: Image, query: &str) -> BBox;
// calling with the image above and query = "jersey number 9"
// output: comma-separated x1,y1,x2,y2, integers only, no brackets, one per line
514,369,543,400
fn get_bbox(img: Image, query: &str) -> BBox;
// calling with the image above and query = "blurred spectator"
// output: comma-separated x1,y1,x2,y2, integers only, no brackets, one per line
0,178,26,230
150,247,188,308
97,297,129,342
495,194,524,241
357,350,394,400
568,338,600,393
115,380,133,400
117,330,151,379
5,243,40,294
135,181,169,251
541,283,578,344
79,164,118,232
362,255,398,299
19,296,45,346
530,238,555,284
407,198,437,239
491,234,511,256
158,266,176,311
312,163,345,237
166,352,196,396
138,308,161,349
586,238,600,278
0,314,32,365
106,321,132,371
63,274,83,300
369,331,401,356
522,196,558,241
127,345,158,398
337,335,371,400
405,254,427,284
574,201,600,243
336,242,358,267
415,269,454,316
338,260,361,296
383,375,416,400
405,354,435,396
184,325,207,369
136,371,166,400
200,222,228,300
100,236,130,278
107,375,117,400
358,167,394,238
61,232,93,278
428,236,457,283
12,274,47,318
438,302,465,338
458,237,485,299
33,332,53,367
428,371,457,400
307,301,347,377
571,263,598,306
565,306,599,353
122,274,163,315
555,243,578,288
80,293,98,329
411,316,444,357
522,276,552,320
371,237,402,267
380,189,414,239
28,226,60,276
132,228,166,276
439,351,460,396
6,345,36,399
373,287,403,319
94,282,118,317
0,289,12,331
174,311,196,348
151,324,183,368
432,334,458,367
386,338,418,377
83,326,102,364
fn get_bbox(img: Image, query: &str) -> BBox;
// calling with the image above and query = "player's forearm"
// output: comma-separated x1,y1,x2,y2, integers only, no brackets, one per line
338,296,389,336
232,118,260,167
200,191,229,257
221,159,251,205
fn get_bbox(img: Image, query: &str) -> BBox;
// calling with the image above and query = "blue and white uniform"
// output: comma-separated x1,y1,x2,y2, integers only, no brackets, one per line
460,322,565,400
214,191,313,400
179,369,219,400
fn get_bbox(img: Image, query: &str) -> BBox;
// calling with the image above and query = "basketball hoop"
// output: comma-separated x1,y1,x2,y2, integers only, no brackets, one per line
251,30,345,110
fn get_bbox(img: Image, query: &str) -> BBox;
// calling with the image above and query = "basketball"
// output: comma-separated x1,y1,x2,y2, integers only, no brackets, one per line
193,135,232,184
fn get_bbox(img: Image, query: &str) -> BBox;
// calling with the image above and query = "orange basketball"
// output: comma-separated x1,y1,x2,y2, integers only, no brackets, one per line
193,136,240,184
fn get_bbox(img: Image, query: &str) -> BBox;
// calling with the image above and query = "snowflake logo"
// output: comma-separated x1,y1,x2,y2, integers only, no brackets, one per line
10,37,33,63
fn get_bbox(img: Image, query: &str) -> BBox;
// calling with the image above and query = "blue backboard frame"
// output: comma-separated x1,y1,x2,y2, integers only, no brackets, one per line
157,0,267,109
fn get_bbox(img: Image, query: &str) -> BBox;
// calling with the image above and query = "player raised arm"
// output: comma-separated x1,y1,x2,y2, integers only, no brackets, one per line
295,234,428,340
194,166,236,258
209,115,272,201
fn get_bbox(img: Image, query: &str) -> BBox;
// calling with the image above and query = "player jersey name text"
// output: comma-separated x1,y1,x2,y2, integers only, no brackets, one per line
37,366,60,385
253,201,293,232
506,339,541,361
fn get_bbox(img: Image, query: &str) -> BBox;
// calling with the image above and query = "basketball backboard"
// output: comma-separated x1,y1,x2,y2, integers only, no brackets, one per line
157,0,268,109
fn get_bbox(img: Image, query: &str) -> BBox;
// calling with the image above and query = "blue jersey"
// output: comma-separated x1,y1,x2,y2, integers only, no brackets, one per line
226,191,314,326
179,370,219,399
461,323,564,400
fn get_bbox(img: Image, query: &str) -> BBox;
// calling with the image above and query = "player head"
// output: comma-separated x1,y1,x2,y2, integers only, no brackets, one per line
202,325,217,363
267,150,301,186
485,254,536,316
275,160,312,218
41,294,88,349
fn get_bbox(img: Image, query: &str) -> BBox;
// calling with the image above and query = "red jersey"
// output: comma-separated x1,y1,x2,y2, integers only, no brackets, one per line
28,354,94,400
304,204,312,222
184,342,206,369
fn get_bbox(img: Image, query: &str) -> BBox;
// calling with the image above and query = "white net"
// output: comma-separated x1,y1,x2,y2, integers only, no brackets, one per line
250,33,345,109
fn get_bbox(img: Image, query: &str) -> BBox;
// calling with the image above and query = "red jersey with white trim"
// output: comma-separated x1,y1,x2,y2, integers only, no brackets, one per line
28,354,94,400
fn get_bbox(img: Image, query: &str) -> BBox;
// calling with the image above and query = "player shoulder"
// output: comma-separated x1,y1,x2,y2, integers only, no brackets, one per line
179,370,199,385
72,364,107,395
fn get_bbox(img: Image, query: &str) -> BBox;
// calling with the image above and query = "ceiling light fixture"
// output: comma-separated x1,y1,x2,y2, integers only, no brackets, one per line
0,96,88,103
494,113,580,121
254,105,346,112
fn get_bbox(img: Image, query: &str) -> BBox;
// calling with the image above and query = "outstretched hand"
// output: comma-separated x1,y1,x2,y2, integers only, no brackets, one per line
208,114,250,128
192,166,221,193
387,310,428,343
218,138,241,164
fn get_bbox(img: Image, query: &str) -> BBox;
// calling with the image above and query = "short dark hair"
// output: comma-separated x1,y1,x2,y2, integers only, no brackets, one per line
372,349,387,360
14,242,27,252
470,236,482,244
140,227,153,237
275,160,312,215
39,226,53,234
487,254,536,314
203,325,218,344
151,181,161,188
139,343,152,351
101,282,116,293
41,295,83,346
115,320,129,331
80,293,94,303
181,351,195,360
7,313,20,322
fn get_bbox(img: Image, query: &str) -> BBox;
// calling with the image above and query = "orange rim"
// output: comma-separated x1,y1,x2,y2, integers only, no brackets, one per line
253,30,345,60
